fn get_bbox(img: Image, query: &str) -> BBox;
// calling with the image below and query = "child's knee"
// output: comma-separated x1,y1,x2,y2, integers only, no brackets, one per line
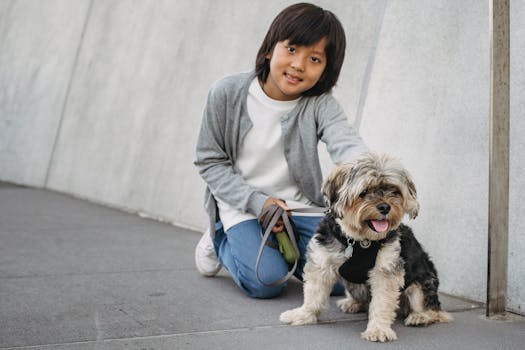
246,282,286,299
239,267,289,299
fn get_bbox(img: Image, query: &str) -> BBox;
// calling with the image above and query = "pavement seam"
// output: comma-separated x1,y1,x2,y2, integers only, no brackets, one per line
0,267,195,280
0,318,370,349
4,309,499,350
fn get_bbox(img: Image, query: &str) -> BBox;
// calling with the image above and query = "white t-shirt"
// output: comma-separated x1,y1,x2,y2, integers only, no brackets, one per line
215,78,320,231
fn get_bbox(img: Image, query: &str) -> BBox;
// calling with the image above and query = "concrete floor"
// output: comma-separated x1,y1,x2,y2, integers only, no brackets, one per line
0,183,523,350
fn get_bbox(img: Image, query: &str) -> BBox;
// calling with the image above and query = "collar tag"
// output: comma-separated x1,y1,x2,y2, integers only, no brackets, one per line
344,239,354,258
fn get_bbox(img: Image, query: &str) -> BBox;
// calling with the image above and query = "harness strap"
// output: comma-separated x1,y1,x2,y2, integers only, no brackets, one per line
255,204,327,287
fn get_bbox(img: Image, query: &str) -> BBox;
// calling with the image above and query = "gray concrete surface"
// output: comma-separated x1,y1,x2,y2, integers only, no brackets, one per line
1,183,524,350
1,0,524,314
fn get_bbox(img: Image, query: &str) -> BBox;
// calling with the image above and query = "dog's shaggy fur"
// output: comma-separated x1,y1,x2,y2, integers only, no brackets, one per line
280,153,452,342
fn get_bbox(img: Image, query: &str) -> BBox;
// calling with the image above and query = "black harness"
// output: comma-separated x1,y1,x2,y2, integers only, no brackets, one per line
336,230,398,284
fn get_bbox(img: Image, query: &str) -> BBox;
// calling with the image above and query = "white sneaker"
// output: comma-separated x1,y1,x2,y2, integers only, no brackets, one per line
195,228,222,277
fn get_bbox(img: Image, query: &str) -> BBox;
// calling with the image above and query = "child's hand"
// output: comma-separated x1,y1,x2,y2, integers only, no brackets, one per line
260,197,290,232
272,220,284,233
262,197,289,212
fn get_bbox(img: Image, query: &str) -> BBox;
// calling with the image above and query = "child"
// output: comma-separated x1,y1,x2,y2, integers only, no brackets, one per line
194,2,367,298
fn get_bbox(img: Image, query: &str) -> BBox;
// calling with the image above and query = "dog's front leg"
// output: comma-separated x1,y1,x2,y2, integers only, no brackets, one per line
361,242,404,342
280,253,338,325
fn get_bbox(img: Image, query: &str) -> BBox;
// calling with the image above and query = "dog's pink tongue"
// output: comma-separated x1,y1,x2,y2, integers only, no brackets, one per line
371,220,389,233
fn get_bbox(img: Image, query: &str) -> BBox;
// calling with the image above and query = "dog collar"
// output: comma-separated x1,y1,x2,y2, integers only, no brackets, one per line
338,230,396,251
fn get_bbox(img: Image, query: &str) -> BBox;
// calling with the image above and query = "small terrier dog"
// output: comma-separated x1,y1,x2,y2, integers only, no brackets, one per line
280,153,452,342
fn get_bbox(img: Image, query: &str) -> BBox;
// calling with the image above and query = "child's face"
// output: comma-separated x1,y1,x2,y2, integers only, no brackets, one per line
263,37,327,101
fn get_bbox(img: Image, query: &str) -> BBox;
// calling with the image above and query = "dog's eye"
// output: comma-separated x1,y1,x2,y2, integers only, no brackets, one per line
359,190,368,198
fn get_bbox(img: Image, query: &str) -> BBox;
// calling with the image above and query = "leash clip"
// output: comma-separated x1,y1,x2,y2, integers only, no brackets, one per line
360,239,371,249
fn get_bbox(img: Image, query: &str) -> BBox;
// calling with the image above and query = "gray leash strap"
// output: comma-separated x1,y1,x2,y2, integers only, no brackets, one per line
255,205,327,287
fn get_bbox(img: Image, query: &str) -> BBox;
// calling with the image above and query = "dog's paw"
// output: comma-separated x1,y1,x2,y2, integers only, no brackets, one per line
336,298,364,314
361,325,397,342
436,310,454,323
280,307,317,325
404,311,434,326
404,310,454,326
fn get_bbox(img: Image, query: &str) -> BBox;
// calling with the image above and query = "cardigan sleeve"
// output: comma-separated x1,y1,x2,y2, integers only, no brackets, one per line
315,94,368,164
193,80,268,217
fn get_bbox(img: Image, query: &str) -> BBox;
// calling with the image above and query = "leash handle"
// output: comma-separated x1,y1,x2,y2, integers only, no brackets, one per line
255,205,327,287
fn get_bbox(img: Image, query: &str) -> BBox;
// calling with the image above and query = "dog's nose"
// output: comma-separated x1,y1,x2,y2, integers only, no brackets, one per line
377,203,391,215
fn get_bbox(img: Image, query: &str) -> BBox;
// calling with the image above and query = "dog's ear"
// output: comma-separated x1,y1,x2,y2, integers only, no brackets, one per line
403,171,420,219
322,164,352,217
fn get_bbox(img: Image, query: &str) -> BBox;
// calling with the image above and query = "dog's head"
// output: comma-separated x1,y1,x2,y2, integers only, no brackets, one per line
322,152,419,240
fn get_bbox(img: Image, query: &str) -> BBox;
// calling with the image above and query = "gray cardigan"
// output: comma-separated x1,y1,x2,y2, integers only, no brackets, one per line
194,71,367,234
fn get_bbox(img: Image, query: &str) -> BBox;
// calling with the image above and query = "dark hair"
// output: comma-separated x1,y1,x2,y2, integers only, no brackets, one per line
255,3,346,97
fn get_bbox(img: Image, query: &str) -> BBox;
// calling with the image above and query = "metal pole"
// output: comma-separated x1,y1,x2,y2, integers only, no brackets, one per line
487,0,509,316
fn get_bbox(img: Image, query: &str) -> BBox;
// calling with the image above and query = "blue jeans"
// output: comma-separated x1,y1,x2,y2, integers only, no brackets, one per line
212,217,344,299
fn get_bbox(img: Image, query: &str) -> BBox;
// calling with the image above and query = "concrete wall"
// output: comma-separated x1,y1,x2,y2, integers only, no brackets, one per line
0,0,523,313
359,0,524,314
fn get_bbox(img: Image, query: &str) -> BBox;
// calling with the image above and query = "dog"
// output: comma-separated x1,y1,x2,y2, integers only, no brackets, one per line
280,152,452,342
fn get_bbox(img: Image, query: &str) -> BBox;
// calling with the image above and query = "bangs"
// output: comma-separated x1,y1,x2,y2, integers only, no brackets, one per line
281,11,334,47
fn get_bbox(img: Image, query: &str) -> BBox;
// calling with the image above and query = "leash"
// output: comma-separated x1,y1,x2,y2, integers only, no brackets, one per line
255,205,327,287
